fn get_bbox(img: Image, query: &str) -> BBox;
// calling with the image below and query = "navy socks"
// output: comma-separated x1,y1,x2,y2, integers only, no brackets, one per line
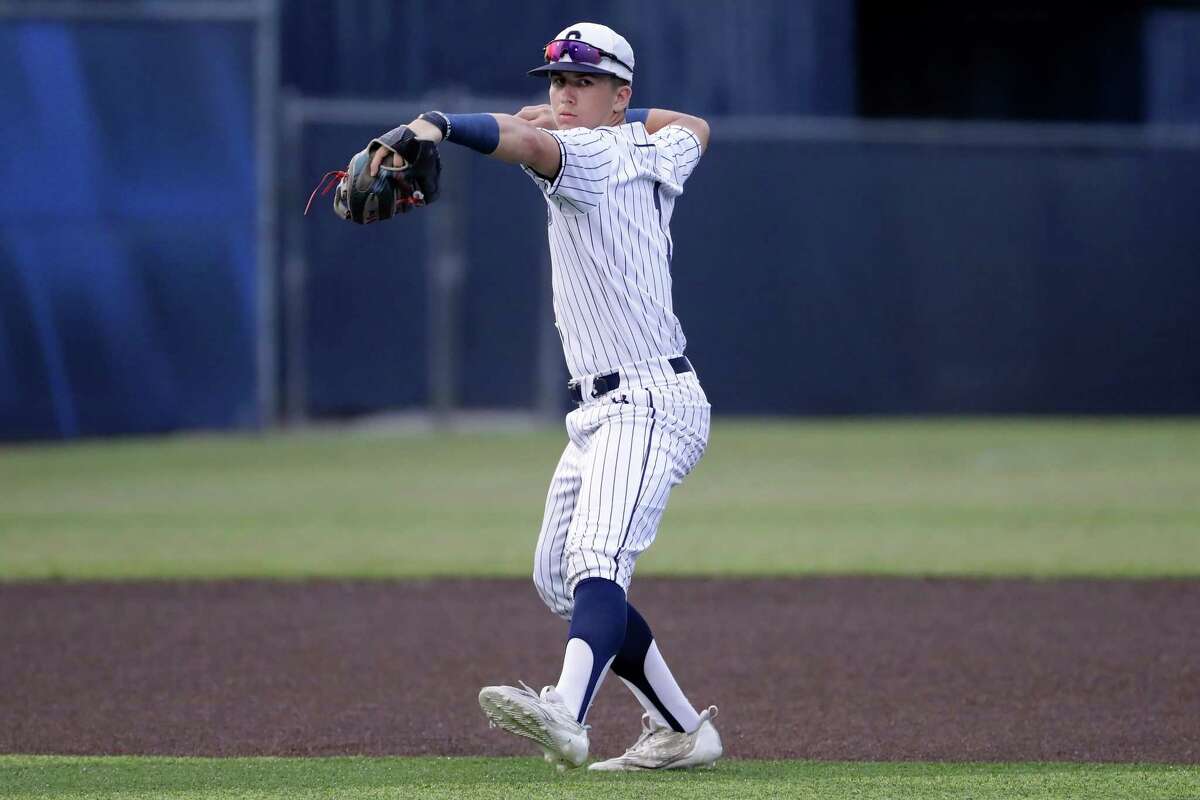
612,603,679,730
560,577,628,722
556,578,700,731
611,602,700,733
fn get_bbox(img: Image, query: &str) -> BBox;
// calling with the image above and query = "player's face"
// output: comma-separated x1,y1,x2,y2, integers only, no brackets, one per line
548,72,628,129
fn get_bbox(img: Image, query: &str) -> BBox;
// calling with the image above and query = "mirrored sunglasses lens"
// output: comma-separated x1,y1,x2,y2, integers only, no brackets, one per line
545,40,602,65
566,41,603,64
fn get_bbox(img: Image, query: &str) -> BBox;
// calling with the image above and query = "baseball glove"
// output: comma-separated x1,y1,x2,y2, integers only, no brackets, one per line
305,125,441,224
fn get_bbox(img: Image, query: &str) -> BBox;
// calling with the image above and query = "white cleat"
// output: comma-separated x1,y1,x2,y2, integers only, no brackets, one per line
588,706,723,771
478,682,590,769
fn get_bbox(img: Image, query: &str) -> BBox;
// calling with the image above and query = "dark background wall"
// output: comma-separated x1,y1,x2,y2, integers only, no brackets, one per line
0,21,258,440
856,4,1146,122
2,2,1199,439
281,0,857,116
298,122,1200,417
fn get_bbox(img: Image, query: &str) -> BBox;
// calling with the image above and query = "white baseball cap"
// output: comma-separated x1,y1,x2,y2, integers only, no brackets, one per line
528,22,635,83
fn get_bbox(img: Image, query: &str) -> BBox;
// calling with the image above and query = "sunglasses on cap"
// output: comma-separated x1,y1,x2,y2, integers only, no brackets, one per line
543,39,632,73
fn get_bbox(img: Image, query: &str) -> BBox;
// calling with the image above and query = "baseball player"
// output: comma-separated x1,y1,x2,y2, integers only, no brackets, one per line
365,21,720,771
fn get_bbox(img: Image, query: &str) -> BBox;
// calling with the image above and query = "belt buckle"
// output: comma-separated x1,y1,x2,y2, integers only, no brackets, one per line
591,374,610,398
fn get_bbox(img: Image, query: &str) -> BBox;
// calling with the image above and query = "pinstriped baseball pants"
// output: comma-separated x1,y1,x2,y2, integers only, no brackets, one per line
533,368,711,620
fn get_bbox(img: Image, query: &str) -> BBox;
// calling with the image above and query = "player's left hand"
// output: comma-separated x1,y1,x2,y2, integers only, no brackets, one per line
305,124,442,225
516,104,556,129
367,125,441,208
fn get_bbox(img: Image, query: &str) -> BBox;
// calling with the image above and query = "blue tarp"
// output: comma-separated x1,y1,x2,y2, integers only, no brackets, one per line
3,8,1199,440
0,22,257,439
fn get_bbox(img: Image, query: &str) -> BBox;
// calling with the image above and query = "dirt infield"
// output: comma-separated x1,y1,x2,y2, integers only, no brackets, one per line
1,578,1197,762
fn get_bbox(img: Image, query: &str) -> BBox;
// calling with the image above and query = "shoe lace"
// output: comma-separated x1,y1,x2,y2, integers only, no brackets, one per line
625,707,719,757
624,713,673,755
517,681,591,732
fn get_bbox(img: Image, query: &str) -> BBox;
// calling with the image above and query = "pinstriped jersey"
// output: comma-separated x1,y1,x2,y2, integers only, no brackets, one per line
522,122,704,380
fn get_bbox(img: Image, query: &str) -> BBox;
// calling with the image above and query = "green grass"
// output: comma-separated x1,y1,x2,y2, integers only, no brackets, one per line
1,419,1198,580
3,424,1197,791
1,756,1197,800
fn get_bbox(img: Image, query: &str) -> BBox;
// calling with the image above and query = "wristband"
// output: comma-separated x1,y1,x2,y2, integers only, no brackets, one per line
418,111,450,138
625,108,650,125
442,113,500,154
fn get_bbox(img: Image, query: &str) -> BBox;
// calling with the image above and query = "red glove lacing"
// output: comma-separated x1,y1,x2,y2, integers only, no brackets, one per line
304,170,347,216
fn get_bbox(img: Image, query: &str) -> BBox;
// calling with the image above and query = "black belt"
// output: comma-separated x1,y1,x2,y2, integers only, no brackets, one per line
568,356,693,403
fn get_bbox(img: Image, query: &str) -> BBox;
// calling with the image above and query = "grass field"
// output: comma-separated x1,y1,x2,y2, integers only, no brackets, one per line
3,756,1198,800
4,419,1198,798
2,418,1197,580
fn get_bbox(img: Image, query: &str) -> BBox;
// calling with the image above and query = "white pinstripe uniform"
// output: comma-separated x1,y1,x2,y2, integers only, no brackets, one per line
522,121,710,619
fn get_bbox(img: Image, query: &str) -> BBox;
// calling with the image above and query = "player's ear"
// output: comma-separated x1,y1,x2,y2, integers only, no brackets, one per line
613,82,632,113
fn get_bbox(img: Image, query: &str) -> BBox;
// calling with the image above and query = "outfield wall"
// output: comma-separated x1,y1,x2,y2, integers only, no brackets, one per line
0,19,261,440
4,113,1200,438
3,8,1200,438
296,120,1200,418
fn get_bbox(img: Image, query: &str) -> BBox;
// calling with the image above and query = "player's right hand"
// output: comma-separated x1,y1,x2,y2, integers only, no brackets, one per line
516,104,556,130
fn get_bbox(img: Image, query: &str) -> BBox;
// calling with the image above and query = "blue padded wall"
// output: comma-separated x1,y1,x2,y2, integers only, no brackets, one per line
0,22,257,440
1145,10,1200,123
4,6,1199,439
281,0,856,116
673,135,1200,414
298,125,1200,417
